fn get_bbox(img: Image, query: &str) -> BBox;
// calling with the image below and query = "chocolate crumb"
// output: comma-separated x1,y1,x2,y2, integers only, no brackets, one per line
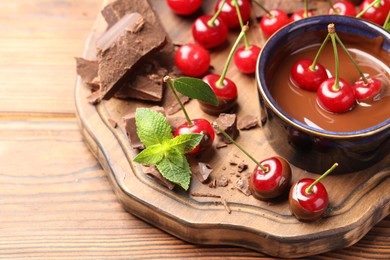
238,115,259,130
208,179,217,188
235,179,252,196
221,197,231,214
144,165,175,190
216,176,229,187
191,192,221,198
237,162,248,173
222,166,226,171
216,142,228,149
229,159,238,166
108,118,118,128
215,113,239,143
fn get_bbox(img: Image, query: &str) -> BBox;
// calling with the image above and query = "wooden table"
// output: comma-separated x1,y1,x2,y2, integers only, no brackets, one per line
0,0,388,259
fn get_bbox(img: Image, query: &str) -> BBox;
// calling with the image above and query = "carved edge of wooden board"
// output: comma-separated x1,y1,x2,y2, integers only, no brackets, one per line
74,2,390,258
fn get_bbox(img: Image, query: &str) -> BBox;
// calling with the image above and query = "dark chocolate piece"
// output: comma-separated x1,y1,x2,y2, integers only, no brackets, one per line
75,57,100,91
215,113,239,144
238,115,259,130
97,12,167,100
144,165,175,190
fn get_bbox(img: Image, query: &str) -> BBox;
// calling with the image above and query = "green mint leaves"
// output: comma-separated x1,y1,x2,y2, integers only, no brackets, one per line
173,77,218,106
133,108,202,190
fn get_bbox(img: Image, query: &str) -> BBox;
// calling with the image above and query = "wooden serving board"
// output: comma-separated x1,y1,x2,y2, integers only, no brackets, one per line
75,1,390,258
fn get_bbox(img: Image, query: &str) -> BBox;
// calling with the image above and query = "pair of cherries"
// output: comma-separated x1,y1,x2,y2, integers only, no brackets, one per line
290,23,383,113
214,123,336,222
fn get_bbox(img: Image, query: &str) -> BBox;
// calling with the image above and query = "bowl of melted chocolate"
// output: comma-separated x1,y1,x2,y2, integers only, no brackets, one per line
256,15,390,173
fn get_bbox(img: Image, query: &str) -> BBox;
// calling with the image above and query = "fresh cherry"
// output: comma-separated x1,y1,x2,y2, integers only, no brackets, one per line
328,0,357,16
174,118,215,154
358,0,390,26
192,15,229,49
290,59,329,91
290,0,314,22
175,43,210,77
260,9,290,38
200,24,249,114
353,76,383,101
214,0,251,29
233,45,261,74
213,123,292,200
166,0,202,15
164,76,215,154
317,78,356,113
289,163,338,222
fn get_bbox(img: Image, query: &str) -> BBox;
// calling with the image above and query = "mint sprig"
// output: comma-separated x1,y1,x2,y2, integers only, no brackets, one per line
133,108,202,190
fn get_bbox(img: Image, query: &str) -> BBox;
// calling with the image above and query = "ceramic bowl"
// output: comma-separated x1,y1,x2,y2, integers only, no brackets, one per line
256,15,390,173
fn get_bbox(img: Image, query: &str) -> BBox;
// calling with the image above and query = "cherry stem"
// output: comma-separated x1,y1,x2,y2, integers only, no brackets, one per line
327,0,339,14
252,0,272,16
163,76,192,126
328,24,341,91
207,0,226,27
232,0,250,49
213,122,268,172
356,0,381,18
304,0,309,18
334,34,368,84
384,11,390,30
216,24,249,87
310,33,330,72
305,163,338,194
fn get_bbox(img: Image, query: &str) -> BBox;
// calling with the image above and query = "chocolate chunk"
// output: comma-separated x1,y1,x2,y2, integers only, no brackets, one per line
75,57,100,91
238,115,259,130
216,176,229,187
235,178,252,196
190,160,213,183
215,113,239,144
97,12,167,100
144,165,175,190
122,106,165,149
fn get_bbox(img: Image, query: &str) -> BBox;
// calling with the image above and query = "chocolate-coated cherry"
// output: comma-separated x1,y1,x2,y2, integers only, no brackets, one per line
259,9,290,38
175,43,210,77
174,118,215,154
317,77,356,113
166,0,202,15
192,15,229,49
289,163,338,222
164,76,215,154
290,59,329,91
214,0,251,29
213,123,292,200
234,45,261,74
328,0,357,16
358,0,390,25
353,76,382,101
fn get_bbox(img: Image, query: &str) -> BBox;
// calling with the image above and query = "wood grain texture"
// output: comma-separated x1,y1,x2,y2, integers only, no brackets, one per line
0,0,389,259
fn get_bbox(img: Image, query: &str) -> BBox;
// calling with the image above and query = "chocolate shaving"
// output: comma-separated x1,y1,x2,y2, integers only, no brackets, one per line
191,192,221,198
216,176,228,187
221,197,231,214
238,115,259,130
216,142,228,149
235,179,252,196
144,165,175,190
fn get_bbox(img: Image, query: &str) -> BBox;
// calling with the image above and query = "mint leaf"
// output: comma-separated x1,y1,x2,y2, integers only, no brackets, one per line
133,143,165,165
167,133,203,154
156,155,191,190
174,77,218,106
135,108,173,147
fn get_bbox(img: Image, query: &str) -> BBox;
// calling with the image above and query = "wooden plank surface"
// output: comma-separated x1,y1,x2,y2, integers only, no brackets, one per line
0,0,389,259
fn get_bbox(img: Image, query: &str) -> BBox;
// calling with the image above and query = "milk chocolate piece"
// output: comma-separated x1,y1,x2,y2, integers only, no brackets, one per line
215,113,239,144
75,57,99,91
144,165,175,190
97,12,167,100
238,115,258,130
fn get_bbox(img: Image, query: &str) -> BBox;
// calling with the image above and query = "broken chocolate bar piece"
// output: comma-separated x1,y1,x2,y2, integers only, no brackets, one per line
97,12,167,100
75,57,99,91
238,115,258,130
144,165,175,190
215,113,239,144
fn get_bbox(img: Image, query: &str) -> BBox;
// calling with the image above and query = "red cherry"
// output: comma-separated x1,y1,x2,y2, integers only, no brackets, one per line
214,0,251,29
166,0,202,15
359,0,390,25
192,15,229,49
290,9,315,22
289,178,329,222
290,59,329,91
200,73,238,115
317,77,356,113
328,0,357,16
260,9,290,38
175,43,210,77
174,118,215,154
249,156,292,200
233,45,261,74
353,76,383,101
